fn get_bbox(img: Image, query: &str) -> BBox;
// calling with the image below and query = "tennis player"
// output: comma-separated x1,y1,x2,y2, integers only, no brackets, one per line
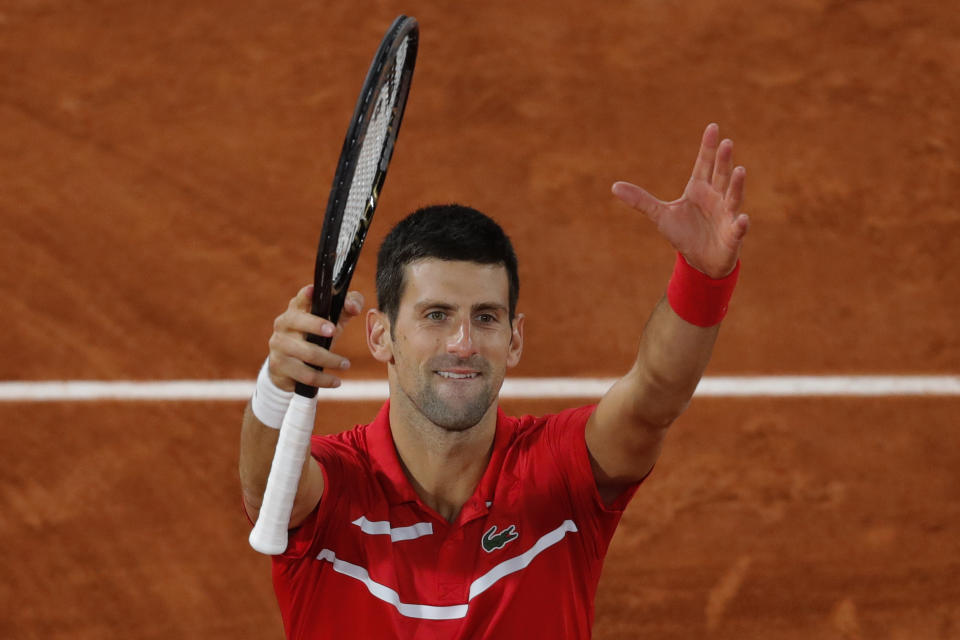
240,123,749,639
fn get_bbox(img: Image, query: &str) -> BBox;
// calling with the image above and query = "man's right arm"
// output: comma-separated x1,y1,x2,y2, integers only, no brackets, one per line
238,285,364,529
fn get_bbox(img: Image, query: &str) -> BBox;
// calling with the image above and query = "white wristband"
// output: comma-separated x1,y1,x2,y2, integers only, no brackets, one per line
251,358,293,429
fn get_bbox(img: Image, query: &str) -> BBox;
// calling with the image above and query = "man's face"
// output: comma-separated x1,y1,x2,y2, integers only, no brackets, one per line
372,259,523,431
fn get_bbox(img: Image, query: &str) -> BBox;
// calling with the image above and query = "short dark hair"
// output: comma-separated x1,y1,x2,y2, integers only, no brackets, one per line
376,204,520,325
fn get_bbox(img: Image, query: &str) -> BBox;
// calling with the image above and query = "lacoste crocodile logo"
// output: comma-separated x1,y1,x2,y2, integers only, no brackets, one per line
481,524,519,553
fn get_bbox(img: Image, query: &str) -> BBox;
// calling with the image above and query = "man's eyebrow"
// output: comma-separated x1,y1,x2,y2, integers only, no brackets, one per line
413,300,457,312
412,301,507,313
472,302,508,313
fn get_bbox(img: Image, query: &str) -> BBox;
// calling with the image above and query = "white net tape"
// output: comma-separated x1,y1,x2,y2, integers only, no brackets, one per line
334,35,409,282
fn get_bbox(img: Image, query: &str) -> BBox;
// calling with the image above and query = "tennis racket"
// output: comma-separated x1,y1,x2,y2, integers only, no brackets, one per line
249,15,419,555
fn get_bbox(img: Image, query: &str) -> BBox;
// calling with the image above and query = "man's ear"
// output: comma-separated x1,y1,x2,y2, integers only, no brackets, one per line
506,313,525,368
366,308,394,363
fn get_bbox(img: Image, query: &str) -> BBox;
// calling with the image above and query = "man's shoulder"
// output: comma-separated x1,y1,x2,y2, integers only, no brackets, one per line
506,404,597,433
502,404,598,450
308,421,374,468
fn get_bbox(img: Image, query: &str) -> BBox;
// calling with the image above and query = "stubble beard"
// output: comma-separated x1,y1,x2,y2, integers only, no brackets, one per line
408,357,499,432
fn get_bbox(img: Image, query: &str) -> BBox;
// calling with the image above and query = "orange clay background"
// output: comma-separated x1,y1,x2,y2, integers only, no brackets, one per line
2,1,958,638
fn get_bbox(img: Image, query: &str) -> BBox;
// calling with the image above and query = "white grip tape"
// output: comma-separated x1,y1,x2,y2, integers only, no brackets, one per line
249,392,317,555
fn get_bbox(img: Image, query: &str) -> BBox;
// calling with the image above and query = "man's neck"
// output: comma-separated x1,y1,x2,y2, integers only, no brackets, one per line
388,398,498,523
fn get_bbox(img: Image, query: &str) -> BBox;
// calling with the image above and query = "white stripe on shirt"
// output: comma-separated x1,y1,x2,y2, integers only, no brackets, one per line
317,519,579,620
317,549,468,620
351,516,435,541
468,519,578,600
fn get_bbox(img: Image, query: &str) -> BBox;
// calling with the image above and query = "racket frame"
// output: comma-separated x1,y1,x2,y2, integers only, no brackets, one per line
297,14,419,398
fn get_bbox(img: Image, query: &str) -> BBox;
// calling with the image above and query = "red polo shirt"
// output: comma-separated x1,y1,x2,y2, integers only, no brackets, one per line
270,402,639,639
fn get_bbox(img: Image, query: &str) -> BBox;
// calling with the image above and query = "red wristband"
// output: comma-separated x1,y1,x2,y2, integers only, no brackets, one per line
667,253,740,327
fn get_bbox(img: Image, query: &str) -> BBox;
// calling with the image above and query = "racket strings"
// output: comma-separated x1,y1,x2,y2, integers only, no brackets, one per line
334,36,410,283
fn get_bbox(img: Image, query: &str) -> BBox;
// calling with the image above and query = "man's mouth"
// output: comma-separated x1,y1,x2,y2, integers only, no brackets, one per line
435,371,480,379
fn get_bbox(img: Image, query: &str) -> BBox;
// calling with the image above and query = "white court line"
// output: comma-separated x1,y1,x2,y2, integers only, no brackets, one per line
0,376,958,401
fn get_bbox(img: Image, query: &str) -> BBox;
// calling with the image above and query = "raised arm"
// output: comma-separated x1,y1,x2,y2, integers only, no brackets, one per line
239,285,363,528
585,123,750,498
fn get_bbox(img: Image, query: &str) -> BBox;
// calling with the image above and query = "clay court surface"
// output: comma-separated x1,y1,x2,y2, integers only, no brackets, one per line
2,1,958,638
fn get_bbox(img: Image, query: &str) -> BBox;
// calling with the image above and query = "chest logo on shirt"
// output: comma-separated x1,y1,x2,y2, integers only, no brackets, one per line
481,524,519,553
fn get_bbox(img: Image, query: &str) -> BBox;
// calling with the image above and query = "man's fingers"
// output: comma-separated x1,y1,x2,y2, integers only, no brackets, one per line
725,166,746,213
289,359,346,389
691,123,720,183
266,348,349,390
267,285,356,390
270,332,348,370
274,307,335,339
281,284,365,339
269,332,351,382
612,181,665,221
732,213,750,242
712,139,734,194
331,291,365,340
341,291,365,319
288,284,314,312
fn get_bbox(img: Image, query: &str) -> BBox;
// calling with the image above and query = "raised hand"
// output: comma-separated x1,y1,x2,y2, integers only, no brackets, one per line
612,123,749,278
267,286,365,390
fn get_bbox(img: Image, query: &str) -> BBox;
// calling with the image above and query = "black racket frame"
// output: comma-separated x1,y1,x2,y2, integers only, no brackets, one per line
296,15,419,398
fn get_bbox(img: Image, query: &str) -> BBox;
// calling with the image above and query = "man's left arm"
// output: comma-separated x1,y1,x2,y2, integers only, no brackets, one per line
586,123,750,500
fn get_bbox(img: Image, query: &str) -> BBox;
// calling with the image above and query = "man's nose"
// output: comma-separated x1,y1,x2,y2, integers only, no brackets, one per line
446,318,476,358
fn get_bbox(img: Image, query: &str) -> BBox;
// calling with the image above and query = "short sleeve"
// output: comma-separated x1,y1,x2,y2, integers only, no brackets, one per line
542,405,642,548
276,434,358,561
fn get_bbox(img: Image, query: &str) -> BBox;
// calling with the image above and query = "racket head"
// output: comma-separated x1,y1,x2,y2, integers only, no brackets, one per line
296,15,418,398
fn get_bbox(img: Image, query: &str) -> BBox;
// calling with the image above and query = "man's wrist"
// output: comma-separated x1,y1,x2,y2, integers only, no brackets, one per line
250,358,293,429
666,253,740,327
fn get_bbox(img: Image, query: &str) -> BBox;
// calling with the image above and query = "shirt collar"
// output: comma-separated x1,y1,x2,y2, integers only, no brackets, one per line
366,401,419,505
366,400,516,521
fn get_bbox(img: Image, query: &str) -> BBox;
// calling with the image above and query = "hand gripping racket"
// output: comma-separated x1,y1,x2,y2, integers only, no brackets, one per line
249,15,418,555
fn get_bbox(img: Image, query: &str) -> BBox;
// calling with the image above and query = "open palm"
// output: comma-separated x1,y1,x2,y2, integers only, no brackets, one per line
613,123,749,278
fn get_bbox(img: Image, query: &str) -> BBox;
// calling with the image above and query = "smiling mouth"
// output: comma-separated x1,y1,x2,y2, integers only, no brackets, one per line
436,371,480,379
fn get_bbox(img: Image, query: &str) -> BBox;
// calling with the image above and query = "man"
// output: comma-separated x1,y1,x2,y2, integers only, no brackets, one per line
240,123,749,639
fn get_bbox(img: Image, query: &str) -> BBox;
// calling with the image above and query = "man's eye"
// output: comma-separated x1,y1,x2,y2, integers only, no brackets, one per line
426,311,446,321
476,313,496,323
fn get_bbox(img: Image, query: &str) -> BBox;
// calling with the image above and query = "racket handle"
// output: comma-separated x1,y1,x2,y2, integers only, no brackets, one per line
249,392,318,555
